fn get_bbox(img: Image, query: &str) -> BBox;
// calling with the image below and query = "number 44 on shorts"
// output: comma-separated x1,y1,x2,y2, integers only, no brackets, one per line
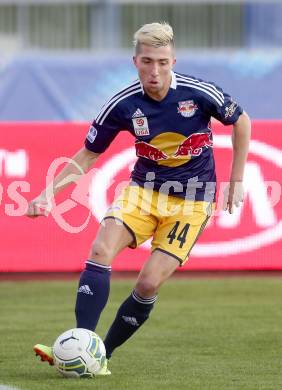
167,221,190,248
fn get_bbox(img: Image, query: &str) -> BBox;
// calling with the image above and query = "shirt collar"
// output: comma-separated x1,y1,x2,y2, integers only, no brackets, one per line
170,70,177,89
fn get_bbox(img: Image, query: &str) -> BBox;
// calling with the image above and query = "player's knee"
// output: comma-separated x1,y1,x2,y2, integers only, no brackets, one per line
90,240,115,263
135,278,159,298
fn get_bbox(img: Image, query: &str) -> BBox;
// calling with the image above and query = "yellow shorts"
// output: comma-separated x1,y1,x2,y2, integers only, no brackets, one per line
103,185,213,266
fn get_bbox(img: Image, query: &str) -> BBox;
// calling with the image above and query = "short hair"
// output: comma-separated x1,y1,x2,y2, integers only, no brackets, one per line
133,22,174,53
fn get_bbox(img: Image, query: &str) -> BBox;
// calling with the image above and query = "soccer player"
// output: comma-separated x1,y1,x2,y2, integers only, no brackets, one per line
27,22,251,375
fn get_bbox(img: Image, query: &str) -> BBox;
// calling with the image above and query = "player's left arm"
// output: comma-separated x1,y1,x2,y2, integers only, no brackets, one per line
202,82,251,213
223,111,251,213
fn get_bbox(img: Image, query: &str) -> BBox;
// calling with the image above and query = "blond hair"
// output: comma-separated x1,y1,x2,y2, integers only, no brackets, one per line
133,22,174,52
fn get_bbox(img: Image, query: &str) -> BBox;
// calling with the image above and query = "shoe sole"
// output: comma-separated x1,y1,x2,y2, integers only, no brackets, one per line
96,371,111,376
34,346,54,366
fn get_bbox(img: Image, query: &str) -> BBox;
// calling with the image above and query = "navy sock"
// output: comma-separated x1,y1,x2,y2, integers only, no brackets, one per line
104,290,157,359
75,261,111,331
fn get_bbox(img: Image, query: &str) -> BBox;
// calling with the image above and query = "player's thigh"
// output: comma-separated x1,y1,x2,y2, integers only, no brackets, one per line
89,218,134,265
135,250,180,298
152,201,212,266
104,185,158,248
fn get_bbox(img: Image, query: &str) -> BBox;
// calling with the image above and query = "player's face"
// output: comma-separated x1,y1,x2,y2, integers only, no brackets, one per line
133,44,176,101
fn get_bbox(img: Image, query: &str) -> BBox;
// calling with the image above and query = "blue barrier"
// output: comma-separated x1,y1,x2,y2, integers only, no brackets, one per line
0,53,281,121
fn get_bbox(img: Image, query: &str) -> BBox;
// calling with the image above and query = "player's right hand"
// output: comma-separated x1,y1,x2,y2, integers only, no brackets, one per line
26,196,52,218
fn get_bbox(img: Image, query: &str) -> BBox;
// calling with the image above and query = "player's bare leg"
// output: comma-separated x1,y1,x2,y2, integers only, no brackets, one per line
104,250,179,358
135,249,179,297
89,217,134,266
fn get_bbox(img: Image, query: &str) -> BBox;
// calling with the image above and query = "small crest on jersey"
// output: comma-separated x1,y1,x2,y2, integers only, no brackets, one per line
177,100,198,118
224,101,238,119
132,117,150,136
86,125,97,143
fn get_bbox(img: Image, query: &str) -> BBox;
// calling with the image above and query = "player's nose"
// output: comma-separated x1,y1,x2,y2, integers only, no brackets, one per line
151,63,159,77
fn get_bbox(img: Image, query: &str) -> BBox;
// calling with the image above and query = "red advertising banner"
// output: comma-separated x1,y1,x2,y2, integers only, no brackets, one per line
0,121,281,271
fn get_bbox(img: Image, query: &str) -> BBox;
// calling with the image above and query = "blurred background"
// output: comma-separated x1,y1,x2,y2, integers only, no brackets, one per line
0,0,282,272
0,0,282,121
1,5,282,388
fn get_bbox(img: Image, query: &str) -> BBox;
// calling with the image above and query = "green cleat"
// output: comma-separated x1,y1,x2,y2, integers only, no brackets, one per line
95,359,111,376
33,344,54,366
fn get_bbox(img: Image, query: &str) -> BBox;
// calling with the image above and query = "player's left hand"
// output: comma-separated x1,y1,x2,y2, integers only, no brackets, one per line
223,181,244,214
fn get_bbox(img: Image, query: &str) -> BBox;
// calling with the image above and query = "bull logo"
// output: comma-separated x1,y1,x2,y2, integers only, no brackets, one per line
177,100,198,118
174,132,213,157
135,140,168,161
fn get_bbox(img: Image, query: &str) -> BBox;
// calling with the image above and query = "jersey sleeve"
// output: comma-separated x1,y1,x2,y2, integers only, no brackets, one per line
85,105,123,153
204,83,243,125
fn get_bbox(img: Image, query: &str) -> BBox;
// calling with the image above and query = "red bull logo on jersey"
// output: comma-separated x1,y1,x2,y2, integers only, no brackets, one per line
135,140,168,161
177,100,198,118
174,132,213,157
135,131,213,165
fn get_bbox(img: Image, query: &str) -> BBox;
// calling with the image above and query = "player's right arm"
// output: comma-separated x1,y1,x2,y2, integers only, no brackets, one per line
26,147,100,218
27,93,125,218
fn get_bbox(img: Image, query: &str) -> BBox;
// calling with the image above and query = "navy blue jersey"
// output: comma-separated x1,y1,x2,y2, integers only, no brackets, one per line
85,71,243,201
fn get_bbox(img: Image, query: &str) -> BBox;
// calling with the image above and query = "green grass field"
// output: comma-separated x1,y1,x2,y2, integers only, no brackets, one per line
1,276,282,390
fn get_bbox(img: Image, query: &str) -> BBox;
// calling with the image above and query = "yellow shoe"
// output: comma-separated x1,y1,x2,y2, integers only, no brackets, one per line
96,359,111,376
33,344,54,366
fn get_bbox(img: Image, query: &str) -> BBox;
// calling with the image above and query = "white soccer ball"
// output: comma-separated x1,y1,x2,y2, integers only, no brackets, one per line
53,328,106,378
